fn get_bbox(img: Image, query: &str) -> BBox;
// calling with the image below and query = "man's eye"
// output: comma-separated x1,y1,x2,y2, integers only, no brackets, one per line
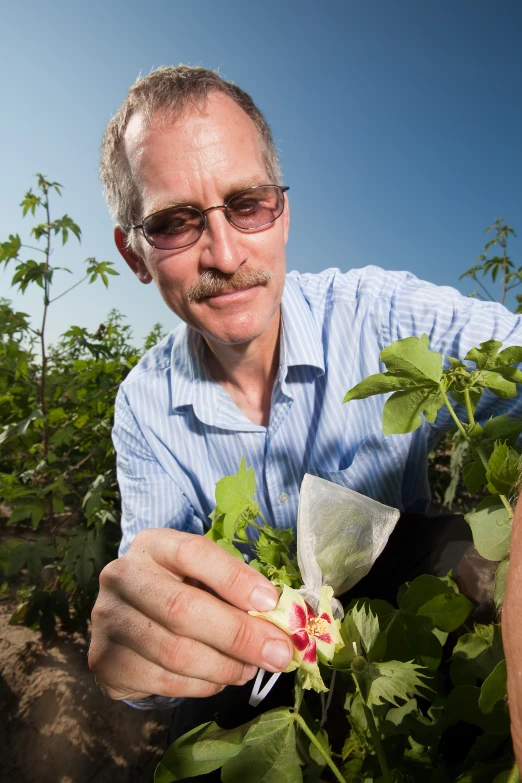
231,199,261,214
147,210,199,236
164,218,190,234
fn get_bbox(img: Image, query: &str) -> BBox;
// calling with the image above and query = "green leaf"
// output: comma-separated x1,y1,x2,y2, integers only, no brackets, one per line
381,334,443,384
351,603,386,661
444,685,509,736
155,720,247,782
465,341,502,370
478,659,507,714
486,442,520,495
399,575,472,632
75,554,94,588
0,233,22,265
463,459,487,494
385,697,419,727
465,497,512,561
344,335,445,435
383,388,444,435
221,708,301,783
400,614,444,671
343,372,416,402
333,613,360,669
450,624,504,686
496,345,522,367
364,659,430,708
215,456,259,540
308,728,330,767
216,539,245,561
494,559,509,607
478,371,517,398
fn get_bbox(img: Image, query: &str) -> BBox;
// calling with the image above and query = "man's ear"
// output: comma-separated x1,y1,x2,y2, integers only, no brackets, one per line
283,193,290,245
114,226,153,284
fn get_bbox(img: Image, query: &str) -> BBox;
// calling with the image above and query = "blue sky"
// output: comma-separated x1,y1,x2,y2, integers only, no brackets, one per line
1,0,521,347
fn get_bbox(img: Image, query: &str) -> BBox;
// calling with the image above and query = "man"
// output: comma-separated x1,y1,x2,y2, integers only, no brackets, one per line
89,65,522,715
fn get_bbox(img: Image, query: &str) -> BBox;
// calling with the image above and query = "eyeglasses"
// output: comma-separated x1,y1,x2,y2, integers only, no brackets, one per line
131,185,289,250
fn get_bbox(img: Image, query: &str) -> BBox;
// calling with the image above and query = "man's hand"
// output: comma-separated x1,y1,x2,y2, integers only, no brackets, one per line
88,528,294,700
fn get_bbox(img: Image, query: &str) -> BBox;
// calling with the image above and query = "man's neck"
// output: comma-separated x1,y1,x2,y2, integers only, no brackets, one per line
203,310,281,427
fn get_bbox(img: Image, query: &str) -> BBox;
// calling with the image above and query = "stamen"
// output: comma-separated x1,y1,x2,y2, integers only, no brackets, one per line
306,616,329,637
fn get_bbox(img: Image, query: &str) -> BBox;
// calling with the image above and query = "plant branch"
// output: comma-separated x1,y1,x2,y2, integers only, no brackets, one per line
292,711,348,783
20,243,46,255
49,274,88,304
469,274,496,302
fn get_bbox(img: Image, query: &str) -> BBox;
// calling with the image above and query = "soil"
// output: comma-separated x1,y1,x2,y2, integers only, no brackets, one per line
0,604,174,783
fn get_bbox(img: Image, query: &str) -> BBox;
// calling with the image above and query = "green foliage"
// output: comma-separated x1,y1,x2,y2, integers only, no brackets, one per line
344,334,445,435
460,218,519,308
0,176,166,638
155,708,301,783
206,458,301,588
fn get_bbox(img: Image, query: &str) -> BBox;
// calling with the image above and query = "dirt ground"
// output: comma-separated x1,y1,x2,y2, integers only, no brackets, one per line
0,604,174,783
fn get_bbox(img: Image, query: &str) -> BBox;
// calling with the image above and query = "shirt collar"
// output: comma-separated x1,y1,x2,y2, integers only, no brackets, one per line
168,274,325,419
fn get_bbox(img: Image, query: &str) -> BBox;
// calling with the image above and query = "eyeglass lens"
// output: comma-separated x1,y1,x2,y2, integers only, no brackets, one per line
141,186,285,250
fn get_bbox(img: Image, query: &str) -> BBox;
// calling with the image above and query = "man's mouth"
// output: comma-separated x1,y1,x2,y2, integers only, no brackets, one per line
185,268,272,304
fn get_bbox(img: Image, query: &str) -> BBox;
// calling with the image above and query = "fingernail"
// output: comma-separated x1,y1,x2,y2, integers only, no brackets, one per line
251,586,278,612
262,639,292,671
236,663,258,685
242,664,258,682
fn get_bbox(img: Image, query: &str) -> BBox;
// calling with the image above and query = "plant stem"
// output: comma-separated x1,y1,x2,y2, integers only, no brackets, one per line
501,242,508,306
440,388,470,442
41,187,55,545
507,762,521,783
351,674,392,783
463,388,476,427
292,712,348,783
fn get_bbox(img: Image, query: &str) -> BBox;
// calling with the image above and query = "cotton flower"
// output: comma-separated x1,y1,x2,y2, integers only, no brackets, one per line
250,584,344,692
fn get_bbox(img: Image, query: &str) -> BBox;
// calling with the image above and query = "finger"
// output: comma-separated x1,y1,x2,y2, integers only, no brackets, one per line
105,601,259,686
90,641,228,701
102,557,293,673
130,528,280,613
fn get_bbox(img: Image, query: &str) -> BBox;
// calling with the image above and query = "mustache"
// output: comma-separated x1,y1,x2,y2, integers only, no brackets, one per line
185,268,272,304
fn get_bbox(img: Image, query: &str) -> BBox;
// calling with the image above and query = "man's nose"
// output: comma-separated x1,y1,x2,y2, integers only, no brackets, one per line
198,208,246,273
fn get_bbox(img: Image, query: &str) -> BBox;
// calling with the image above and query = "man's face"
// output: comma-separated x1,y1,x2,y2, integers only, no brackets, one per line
117,93,289,348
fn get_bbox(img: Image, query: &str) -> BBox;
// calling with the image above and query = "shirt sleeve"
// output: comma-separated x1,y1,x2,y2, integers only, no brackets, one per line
385,272,522,431
112,385,203,557
112,388,201,712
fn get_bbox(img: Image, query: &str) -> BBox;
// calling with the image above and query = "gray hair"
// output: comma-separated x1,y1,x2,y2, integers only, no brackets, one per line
100,65,282,243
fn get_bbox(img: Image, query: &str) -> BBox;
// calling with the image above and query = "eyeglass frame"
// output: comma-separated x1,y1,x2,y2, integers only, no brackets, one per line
130,184,290,250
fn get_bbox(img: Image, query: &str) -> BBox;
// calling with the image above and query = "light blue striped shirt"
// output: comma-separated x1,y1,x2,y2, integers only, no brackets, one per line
113,265,522,558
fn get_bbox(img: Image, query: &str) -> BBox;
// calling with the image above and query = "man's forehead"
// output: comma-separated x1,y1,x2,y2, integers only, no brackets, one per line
123,93,261,165
123,94,269,211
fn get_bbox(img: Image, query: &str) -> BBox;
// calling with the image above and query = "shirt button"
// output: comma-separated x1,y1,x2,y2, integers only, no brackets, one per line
279,492,289,503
